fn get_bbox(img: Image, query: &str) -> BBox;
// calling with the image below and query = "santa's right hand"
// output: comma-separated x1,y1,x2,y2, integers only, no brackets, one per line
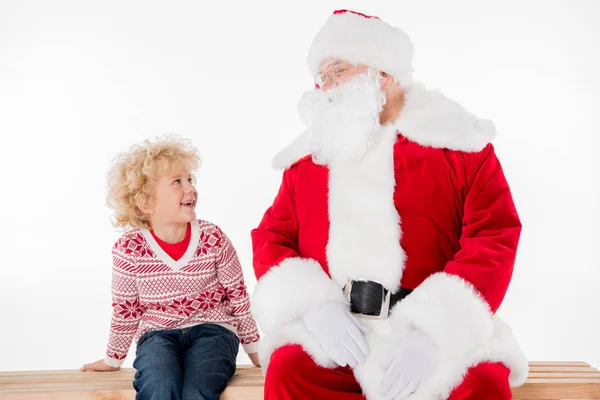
302,302,369,368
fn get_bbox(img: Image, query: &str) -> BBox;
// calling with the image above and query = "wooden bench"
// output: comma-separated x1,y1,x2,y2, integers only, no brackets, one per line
0,366,262,400
513,361,600,400
1,362,599,399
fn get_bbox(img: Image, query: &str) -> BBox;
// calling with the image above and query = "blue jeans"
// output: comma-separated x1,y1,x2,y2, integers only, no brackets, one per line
132,323,239,400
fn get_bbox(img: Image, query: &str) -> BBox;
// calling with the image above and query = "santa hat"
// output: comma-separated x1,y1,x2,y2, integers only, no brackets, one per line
307,9,415,86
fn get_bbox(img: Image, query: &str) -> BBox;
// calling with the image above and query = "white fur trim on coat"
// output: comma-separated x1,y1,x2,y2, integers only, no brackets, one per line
256,294,527,400
272,83,496,170
251,257,347,374
395,83,496,152
392,317,528,400
250,257,346,333
350,273,527,400
326,125,405,290
257,319,336,375
271,130,309,170
308,10,414,85
351,316,527,400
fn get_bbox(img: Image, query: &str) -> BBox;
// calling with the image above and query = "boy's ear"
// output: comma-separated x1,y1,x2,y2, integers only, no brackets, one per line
136,198,154,215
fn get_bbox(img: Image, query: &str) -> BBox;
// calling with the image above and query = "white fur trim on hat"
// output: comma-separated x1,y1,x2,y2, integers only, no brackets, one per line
307,10,414,85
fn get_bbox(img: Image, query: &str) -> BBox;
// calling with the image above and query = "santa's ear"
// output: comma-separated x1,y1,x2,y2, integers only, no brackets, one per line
381,72,393,90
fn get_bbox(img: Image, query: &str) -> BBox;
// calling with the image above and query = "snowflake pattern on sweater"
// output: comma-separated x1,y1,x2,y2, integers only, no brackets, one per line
104,219,260,367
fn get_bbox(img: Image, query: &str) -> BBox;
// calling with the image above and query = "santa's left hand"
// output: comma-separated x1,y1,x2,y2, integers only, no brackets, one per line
380,329,440,399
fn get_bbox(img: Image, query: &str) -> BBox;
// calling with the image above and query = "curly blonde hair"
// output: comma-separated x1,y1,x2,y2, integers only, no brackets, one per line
107,134,201,230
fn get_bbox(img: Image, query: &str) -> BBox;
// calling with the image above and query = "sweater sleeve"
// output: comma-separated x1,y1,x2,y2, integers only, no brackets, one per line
215,228,261,354
104,239,143,368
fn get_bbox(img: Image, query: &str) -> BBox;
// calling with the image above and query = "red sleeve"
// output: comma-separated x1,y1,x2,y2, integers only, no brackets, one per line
251,168,301,279
392,144,522,363
444,144,521,312
250,166,346,333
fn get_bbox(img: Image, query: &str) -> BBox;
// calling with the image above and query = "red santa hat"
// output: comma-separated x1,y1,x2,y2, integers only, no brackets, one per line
307,9,415,85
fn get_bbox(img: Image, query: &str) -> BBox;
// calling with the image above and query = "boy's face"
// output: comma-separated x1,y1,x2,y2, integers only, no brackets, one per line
149,166,197,226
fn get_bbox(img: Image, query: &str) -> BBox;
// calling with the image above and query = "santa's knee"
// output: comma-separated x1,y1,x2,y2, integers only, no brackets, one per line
265,344,312,384
450,362,511,400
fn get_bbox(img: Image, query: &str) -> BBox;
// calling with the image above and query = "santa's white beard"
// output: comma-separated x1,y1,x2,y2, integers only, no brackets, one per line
298,72,387,165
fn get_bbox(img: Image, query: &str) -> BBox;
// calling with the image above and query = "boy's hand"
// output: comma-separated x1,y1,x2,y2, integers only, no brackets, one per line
80,359,121,372
248,352,261,367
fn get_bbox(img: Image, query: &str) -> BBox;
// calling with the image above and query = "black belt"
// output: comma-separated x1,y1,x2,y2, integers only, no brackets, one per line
343,280,413,319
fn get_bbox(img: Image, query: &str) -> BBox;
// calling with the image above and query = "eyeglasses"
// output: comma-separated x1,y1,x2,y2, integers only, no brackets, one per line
314,63,351,87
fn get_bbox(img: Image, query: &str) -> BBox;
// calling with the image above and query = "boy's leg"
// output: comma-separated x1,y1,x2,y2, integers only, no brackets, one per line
133,329,184,400
265,344,363,400
182,324,239,400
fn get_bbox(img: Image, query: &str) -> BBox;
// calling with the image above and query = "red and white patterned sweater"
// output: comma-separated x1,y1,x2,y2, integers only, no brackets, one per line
104,219,260,367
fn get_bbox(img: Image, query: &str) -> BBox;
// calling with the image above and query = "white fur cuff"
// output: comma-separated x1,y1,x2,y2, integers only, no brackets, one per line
251,257,347,332
391,272,494,364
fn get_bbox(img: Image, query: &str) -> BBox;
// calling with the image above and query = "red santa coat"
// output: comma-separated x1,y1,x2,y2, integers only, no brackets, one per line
251,84,528,400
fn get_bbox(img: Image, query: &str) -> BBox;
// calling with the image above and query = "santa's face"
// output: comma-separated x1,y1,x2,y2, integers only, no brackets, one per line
299,60,387,166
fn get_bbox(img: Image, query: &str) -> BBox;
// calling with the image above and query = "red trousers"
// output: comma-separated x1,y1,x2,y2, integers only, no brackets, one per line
264,345,512,400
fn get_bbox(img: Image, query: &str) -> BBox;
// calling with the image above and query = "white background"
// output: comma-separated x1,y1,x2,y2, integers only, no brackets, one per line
1,0,599,371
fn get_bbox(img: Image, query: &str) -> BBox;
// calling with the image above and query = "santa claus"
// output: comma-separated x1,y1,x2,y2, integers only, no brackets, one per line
250,9,528,400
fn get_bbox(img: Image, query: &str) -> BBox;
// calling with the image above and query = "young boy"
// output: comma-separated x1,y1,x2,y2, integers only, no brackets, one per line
81,134,260,400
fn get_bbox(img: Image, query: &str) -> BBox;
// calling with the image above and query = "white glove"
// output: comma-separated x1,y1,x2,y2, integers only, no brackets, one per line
380,329,440,399
302,302,369,368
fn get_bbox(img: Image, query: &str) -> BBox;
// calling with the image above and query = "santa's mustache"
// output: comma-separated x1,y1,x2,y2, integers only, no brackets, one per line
297,72,387,165
299,73,384,118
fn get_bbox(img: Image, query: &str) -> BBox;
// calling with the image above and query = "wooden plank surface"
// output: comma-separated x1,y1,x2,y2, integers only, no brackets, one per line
0,365,263,400
1,362,600,399
512,362,600,400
